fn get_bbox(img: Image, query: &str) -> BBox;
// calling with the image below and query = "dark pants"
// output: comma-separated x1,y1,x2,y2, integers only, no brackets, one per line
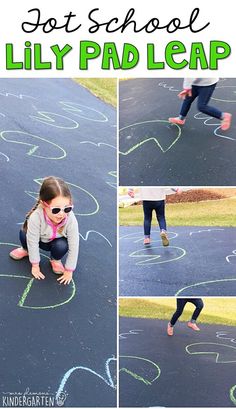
19,230,68,261
180,83,222,120
170,298,204,326
143,200,166,237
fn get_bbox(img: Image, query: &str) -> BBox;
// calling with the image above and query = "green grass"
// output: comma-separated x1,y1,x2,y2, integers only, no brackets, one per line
119,298,236,326
73,78,117,107
119,198,236,226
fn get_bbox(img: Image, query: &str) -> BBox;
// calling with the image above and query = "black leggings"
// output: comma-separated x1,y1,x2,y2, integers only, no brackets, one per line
170,298,204,326
180,83,222,119
19,230,68,261
143,200,166,236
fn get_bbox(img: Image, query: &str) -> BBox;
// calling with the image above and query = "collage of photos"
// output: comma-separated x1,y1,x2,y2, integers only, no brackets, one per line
119,78,236,408
0,78,117,407
0,76,236,409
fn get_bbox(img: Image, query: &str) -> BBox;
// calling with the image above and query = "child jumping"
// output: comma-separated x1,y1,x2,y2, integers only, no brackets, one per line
169,78,232,131
9,176,79,285
167,298,204,336
128,187,179,246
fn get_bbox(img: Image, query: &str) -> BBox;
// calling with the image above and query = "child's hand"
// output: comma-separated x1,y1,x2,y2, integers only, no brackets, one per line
57,270,73,285
178,89,192,100
31,264,45,280
128,189,134,198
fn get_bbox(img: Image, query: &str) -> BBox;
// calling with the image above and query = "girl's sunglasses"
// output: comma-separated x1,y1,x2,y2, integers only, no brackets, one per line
43,201,74,215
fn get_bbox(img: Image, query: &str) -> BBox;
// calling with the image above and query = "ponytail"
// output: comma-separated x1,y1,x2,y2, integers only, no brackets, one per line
22,199,40,232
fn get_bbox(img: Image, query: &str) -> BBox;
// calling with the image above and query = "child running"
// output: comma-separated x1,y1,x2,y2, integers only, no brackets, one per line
9,176,79,285
128,187,180,246
169,78,232,131
167,298,204,336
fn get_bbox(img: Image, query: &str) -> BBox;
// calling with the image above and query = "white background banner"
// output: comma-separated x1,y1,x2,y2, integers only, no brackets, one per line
0,0,235,77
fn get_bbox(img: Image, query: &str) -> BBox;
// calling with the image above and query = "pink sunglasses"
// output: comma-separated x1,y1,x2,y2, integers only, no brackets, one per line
43,201,73,215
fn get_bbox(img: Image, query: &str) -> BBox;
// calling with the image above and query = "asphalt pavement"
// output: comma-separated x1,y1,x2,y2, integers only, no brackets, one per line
120,316,236,407
119,226,236,296
0,79,117,407
119,78,236,185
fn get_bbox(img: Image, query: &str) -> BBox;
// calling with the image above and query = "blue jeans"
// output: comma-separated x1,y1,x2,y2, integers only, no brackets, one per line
143,200,166,237
180,83,222,119
19,230,68,261
170,298,204,326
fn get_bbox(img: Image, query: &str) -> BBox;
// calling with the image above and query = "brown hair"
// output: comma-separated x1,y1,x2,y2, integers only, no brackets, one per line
22,176,72,232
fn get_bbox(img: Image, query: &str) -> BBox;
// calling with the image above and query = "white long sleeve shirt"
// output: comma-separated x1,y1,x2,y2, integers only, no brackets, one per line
183,78,219,89
136,187,178,201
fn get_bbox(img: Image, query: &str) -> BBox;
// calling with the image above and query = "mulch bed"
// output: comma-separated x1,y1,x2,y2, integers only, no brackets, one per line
166,189,225,203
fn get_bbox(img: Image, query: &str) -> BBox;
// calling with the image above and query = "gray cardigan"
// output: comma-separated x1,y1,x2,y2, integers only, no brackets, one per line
26,206,79,271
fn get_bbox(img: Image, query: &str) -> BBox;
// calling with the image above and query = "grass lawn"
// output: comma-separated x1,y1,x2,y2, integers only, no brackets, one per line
119,297,236,326
73,78,117,107
119,198,236,226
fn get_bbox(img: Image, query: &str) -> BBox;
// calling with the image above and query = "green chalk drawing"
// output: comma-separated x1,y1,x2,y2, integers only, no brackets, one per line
129,246,186,266
0,130,66,160
175,278,236,296
193,113,236,141
0,243,76,310
26,178,99,217
216,331,236,344
120,230,178,244
186,342,236,363
30,111,79,129
158,81,180,92
80,141,116,149
27,146,39,155
0,92,36,100
230,385,236,406
20,279,76,310
119,368,152,386
59,101,108,122
212,86,236,103
24,191,39,201
107,171,117,188
119,355,161,386
119,120,181,155
0,152,9,161
157,81,236,103
18,278,34,307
